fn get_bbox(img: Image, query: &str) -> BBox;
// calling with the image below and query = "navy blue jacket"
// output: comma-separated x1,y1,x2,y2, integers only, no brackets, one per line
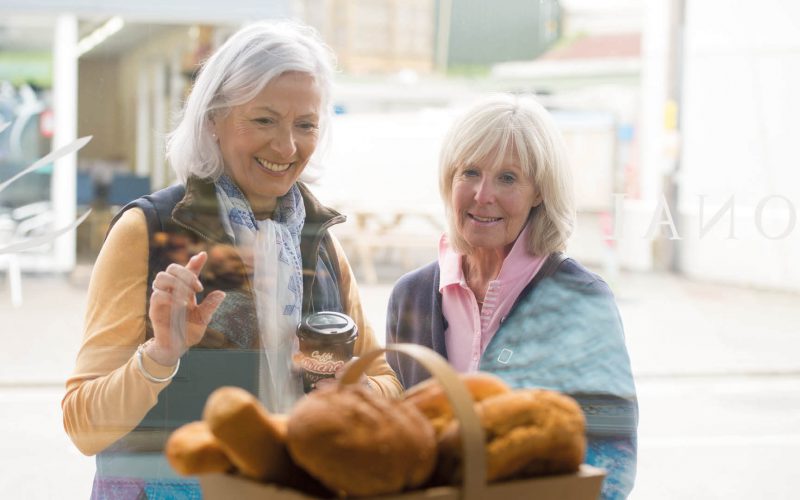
91,177,349,499
99,177,345,450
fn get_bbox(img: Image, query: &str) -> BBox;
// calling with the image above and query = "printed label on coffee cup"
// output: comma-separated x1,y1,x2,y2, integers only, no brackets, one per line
300,350,345,375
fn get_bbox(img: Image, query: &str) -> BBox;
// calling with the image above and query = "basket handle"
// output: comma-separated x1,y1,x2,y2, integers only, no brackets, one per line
339,344,487,500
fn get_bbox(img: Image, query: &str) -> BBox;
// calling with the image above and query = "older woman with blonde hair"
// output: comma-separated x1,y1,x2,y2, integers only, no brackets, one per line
386,94,637,499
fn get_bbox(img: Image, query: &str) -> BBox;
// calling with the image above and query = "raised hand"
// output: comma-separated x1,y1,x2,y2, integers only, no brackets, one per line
146,251,225,366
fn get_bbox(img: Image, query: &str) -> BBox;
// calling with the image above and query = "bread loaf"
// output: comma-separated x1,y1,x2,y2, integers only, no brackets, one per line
202,386,292,482
437,388,586,483
165,421,233,476
287,384,437,497
404,372,511,436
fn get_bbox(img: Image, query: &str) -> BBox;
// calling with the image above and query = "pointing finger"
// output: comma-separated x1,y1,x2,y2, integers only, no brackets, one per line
185,251,208,277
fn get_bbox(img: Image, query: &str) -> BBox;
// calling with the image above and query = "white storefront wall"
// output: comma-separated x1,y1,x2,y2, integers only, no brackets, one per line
678,0,800,291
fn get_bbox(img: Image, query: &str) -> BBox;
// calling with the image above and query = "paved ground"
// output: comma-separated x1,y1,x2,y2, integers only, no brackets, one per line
1,264,798,499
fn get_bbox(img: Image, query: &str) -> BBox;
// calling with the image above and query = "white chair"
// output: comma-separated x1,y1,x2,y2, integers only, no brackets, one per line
0,202,55,307
0,214,22,307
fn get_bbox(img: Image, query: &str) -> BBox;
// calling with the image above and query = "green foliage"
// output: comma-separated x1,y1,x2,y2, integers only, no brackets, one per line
0,52,53,87
445,64,491,78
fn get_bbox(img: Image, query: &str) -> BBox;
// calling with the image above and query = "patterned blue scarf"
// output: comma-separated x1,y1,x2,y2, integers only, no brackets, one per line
214,174,305,316
214,174,306,412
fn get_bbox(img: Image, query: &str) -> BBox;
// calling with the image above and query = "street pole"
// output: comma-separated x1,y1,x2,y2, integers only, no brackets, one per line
51,14,79,273
435,0,453,73
664,0,686,273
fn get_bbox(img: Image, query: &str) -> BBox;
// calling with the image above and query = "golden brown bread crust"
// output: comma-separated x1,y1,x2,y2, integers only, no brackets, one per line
165,421,233,476
269,413,289,435
287,384,437,497
202,386,292,482
404,372,511,436
438,389,586,483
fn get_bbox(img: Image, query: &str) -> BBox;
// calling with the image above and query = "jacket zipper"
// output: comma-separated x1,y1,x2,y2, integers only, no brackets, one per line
172,218,216,244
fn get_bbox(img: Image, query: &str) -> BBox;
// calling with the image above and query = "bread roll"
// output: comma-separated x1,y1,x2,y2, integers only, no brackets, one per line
165,421,233,476
287,384,437,497
438,389,586,483
404,372,511,436
202,386,291,482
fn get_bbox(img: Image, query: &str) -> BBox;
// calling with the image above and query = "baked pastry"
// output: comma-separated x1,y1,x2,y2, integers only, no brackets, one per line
404,372,511,436
287,384,437,497
438,389,586,483
202,386,292,482
164,421,233,476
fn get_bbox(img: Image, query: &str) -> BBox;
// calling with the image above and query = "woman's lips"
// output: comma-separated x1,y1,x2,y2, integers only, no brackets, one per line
255,157,293,174
468,213,502,223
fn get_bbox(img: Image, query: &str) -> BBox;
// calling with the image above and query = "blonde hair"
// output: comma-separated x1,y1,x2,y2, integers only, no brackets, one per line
167,20,336,183
439,94,575,256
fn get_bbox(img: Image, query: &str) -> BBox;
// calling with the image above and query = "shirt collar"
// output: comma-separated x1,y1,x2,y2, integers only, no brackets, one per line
438,233,464,291
495,220,535,282
437,220,537,292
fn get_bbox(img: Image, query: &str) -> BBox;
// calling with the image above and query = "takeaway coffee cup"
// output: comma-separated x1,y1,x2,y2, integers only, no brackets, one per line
296,311,358,392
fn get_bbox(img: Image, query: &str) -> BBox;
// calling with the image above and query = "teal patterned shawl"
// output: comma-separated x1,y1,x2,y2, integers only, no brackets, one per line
480,268,638,500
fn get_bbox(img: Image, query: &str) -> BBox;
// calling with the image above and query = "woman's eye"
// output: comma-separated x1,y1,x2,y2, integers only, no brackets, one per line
500,173,516,184
254,117,274,125
297,122,319,131
462,168,479,177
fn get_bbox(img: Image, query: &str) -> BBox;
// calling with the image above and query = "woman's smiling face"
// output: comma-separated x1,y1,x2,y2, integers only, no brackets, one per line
213,71,322,215
451,151,540,255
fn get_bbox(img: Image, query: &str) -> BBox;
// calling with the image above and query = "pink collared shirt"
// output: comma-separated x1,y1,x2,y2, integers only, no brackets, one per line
438,222,546,372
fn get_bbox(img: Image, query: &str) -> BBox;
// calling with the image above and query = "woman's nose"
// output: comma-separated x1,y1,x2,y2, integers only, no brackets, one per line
474,179,495,204
271,127,297,159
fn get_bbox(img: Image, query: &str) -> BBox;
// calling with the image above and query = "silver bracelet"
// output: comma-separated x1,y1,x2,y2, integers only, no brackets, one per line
136,342,180,383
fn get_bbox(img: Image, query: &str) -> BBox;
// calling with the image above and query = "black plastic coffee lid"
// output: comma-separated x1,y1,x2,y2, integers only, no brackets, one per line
297,311,358,342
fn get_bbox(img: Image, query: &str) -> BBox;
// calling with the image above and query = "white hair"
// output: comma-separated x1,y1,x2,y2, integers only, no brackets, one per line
439,94,576,256
167,20,336,183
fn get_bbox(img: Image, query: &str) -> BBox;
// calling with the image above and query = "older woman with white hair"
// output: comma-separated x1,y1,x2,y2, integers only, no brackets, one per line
386,94,637,499
63,21,400,499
